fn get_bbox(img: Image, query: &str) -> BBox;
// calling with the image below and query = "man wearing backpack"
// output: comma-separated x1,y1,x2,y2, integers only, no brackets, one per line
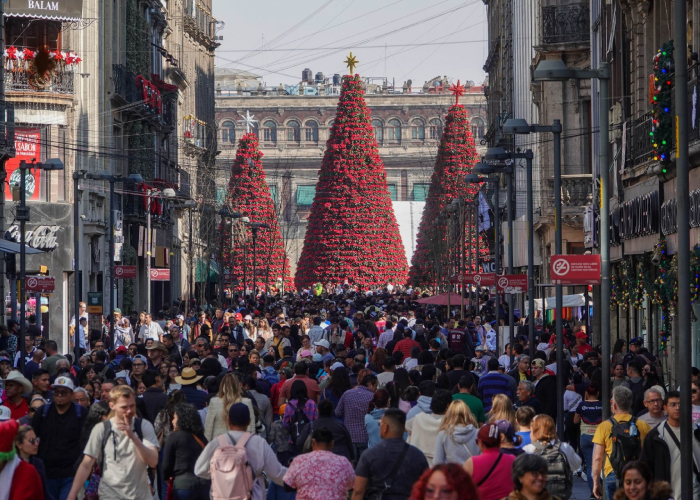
31,375,87,500
67,384,159,500
592,386,651,500
194,402,287,500
622,362,646,416
640,391,700,499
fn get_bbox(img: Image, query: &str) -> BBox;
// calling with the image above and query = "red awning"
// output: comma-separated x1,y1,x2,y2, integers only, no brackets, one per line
415,293,464,306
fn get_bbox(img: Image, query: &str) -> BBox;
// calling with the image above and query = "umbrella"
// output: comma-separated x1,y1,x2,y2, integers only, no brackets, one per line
415,293,463,306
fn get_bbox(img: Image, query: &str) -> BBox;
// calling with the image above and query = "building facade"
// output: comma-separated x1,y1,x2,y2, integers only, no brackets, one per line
215,74,487,277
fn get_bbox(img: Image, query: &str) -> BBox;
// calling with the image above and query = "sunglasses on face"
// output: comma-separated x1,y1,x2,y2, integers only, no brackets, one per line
27,437,40,445
229,348,239,353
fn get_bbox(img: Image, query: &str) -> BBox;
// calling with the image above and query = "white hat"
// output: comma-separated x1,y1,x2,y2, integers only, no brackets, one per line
3,371,32,394
330,362,345,371
244,315,253,321
176,315,185,321
0,405,10,421
314,339,330,349
52,376,75,392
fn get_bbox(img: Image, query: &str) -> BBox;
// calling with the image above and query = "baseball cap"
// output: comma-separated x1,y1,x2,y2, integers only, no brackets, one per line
176,315,185,321
330,362,345,371
113,308,121,314
0,406,10,421
116,346,127,355
244,315,253,321
0,356,9,364
312,353,323,362
133,354,148,365
314,339,330,349
629,337,642,346
300,350,312,357
531,358,546,368
53,376,75,392
228,402,252,426
234,313,243,320
477,423,501,447
575,331,587,339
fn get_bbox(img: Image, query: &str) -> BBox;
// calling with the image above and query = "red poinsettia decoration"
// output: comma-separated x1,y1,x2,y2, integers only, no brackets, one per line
409,103,487,286
6,47,17,60
222,133,293,292
295,74,409,289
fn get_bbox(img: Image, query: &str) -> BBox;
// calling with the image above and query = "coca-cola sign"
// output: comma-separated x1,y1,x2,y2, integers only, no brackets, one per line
6,224,60,250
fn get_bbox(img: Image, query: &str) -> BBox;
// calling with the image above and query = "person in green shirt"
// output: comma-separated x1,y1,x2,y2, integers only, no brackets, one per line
452,374,486,425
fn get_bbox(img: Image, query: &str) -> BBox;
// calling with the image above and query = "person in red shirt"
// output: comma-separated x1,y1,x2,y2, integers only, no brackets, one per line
575,331,593,355
1,371,30,420
393,328,421,361
0,419,44,500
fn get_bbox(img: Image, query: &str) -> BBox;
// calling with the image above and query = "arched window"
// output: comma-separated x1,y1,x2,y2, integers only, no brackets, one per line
287,120,301,143
305,120,319,142
471,117,485,139
411,118,426,140
263,120,277,143
221,121,235,144
387,119,401,143
429,118,443,140
372,119,383,144
250,122,259,138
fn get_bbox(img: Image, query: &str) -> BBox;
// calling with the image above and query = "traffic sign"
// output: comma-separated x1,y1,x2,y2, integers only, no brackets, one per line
26,275,54,293
448,273,496,286
550,255,601,285
87,291,102,314
150,268,170,281
496,274,528,293
114,265,137,279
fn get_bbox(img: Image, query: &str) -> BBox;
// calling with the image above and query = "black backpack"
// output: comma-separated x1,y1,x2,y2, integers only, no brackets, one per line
288,401,310,443
608,417,642,477
533,441,573,500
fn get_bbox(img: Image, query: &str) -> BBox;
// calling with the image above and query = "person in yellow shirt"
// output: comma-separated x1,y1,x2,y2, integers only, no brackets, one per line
592,386,651,500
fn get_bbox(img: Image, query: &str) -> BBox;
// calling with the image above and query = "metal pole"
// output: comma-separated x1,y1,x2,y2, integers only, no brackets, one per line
526,153,536,359
599,63,612,421
507,170,514,367
108,178,115,351
219,218,225,307
553,119,564,440
252,228,258,299
243,233,247,298
475,196,480,315
73,172,81,365
188,208,193,317
674,7,693,496
146,190,152,312
0,0,6,330
460,202,465,319
494,179,500,356
18,161,26,371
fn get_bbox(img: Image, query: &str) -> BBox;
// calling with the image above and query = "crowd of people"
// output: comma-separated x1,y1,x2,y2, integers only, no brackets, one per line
1,286,699,500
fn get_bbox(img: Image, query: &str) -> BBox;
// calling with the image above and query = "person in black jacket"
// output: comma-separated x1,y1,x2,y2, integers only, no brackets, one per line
136,369,168,424
530,358,557,420
296,399,355,463
640,391,700,495
162,402,211,500
508,354,533,383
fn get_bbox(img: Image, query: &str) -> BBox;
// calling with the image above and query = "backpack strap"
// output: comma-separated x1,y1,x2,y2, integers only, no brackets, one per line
477,453,503,487
236,432,252,450
99,420,113,473
133,417,143,442
217,434,230,448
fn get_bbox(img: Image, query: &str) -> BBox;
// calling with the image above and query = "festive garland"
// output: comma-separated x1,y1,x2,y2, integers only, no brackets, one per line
652,40,674,165
611,264,625,310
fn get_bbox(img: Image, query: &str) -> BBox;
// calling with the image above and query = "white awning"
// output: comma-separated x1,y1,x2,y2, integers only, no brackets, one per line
526,293,592,312
5,0,84,22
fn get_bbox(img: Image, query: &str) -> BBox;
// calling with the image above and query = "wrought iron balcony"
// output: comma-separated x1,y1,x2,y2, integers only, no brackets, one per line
542,3,590,44
5,67,74,94
545,175,593,208
625,111,654,169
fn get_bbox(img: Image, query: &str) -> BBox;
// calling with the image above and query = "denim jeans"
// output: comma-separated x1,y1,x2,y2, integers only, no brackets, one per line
175,489,210,500
46,477,73,500
604,472,618,500
580,434,595,493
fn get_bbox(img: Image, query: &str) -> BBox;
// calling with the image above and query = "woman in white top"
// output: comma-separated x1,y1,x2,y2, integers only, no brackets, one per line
256,318,273,342
522,414,582,470
204,373,256,439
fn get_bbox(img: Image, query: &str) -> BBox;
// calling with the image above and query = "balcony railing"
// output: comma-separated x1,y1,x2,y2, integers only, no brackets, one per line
625,111,653,169
542,3,590,44
113,64,175,129
545,175,593,208
5,68,74,94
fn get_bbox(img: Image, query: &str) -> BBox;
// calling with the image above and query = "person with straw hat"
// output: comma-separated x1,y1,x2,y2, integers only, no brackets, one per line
2,370,32,420
174,366,207,409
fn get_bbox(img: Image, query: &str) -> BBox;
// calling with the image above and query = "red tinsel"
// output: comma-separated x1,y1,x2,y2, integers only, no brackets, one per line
294,75,409,289
222,133,294,292
409,103,487,286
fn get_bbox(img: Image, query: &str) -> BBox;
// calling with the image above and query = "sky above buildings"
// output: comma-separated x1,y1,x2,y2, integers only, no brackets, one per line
211,0,488,88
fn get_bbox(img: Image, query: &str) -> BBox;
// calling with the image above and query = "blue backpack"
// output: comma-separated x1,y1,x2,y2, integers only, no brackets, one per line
261,367,280,385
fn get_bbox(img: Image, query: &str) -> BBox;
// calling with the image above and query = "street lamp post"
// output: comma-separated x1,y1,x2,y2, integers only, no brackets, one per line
532,60,612,423
17,159,63,371
83,172,142,350
465,173,500,355
217,209,241,308
145,188,176,313
181,200,197,318
474,157,515,366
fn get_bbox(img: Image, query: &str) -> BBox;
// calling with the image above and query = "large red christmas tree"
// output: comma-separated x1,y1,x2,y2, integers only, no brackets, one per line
223,133,292,292
295,73,409,289
409,83,486,286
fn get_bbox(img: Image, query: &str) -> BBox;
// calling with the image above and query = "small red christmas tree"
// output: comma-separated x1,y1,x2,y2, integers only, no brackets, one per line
223,133,292,292
409,82,486,286
295,72,408,289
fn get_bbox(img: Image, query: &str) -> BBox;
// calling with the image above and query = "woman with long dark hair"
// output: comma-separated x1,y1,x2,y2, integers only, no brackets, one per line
386,367,411,409
321,366,351,407
613,461,671,500
612,339,626,370
155,390,187,447
282,380,318,434
77,401,111,499
162,403,211,500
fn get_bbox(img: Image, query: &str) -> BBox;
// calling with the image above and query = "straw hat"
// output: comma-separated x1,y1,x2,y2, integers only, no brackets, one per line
174,367,203,386
3,371,32,394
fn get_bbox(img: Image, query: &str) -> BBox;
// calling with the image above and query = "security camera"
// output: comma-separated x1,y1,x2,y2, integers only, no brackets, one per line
80,215,87,220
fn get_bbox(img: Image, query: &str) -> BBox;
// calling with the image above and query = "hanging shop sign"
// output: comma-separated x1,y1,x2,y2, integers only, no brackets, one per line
550,255,601,285
660,189,700,235
5,0,84,21
5,129,41,201
610,190,660,245
6,225,60,250
150,268,170,281
86,291,102,314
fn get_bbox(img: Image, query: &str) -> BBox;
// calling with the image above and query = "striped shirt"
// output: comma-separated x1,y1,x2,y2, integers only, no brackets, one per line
478,371,514,412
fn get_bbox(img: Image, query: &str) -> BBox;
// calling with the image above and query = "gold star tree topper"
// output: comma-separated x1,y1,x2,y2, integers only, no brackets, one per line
345,52,359,75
